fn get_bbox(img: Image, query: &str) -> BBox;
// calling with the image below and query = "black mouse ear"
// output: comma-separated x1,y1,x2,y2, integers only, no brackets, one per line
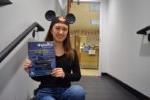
45,10,56,21
65,13,76,24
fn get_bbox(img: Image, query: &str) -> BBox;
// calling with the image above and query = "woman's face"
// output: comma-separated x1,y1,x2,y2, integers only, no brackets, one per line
51,22,68,43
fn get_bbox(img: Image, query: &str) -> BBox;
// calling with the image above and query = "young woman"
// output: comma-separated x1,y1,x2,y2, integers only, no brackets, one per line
23,13,85,100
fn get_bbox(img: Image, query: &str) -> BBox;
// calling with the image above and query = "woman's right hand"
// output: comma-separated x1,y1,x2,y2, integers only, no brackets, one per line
23,58,32,72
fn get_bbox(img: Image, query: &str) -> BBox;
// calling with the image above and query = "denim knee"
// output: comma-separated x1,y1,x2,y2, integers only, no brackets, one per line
70,85,86,96
62,85,85,100
40,96,55,100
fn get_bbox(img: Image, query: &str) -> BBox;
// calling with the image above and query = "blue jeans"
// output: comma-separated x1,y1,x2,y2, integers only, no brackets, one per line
35,85,85,100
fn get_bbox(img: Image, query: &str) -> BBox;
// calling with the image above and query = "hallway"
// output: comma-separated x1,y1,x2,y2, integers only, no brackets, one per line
81,68,99,76
0,0,150,100
73,76,140,100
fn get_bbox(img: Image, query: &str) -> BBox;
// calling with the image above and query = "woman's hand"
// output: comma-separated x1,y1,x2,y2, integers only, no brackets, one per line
51,68,65,78
22,58,32,72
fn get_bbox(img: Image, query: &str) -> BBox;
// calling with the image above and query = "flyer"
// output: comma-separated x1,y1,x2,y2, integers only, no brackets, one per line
28,41,56,77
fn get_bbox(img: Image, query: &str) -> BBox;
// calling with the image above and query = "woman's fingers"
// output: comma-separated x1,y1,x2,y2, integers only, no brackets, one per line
51,68,65,78
23,59,32,72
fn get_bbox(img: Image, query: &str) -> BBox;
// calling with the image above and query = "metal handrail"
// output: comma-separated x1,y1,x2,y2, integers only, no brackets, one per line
0,22,45,62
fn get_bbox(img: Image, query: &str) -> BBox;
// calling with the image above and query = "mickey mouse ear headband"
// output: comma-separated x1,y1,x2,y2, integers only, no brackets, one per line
45,10,76,24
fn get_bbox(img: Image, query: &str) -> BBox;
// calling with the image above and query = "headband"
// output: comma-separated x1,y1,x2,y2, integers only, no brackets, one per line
45,10,76,24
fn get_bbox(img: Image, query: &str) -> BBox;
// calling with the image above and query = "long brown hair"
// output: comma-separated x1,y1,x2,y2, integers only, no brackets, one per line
45,21,74,59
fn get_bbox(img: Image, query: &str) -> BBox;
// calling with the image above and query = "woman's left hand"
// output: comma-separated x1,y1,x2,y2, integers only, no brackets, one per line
51,68,65,78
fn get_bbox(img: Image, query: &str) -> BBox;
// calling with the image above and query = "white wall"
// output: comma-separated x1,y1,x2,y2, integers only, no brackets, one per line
0,0,63,100
100,0,150,97
0,0,65,52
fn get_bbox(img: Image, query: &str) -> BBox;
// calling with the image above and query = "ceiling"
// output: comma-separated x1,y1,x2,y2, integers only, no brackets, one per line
69,2,100,32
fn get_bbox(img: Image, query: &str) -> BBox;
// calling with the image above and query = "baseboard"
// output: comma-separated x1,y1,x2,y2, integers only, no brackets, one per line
102,73,150,100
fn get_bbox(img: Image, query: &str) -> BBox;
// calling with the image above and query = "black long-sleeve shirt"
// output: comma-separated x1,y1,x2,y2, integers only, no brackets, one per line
31,50,81,89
